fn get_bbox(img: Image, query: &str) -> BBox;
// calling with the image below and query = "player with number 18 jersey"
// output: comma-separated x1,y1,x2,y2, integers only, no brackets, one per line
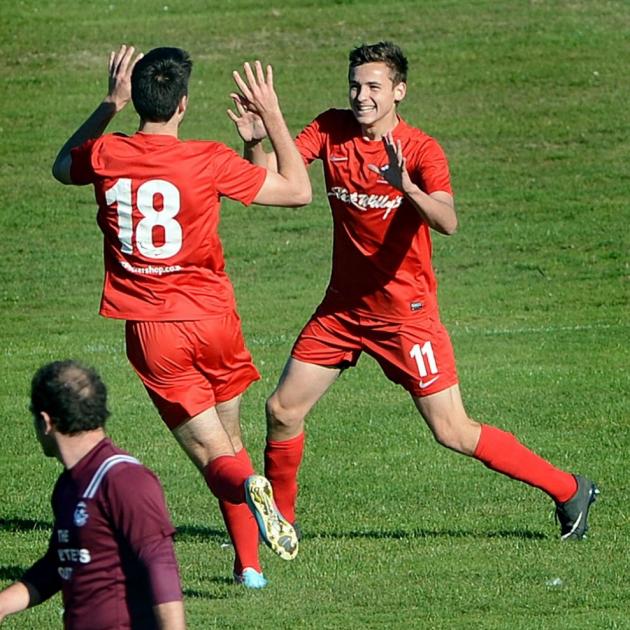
71,133,266,321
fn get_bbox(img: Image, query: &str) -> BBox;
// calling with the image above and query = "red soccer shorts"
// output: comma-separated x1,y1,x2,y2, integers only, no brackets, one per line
125,312,260,430
291,308,458,397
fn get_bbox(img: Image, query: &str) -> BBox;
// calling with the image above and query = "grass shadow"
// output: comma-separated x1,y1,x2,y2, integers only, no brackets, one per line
0,566,27,581
0,518,51,533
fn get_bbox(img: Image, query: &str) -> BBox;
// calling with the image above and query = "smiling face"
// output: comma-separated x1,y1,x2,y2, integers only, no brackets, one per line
348,62,406,138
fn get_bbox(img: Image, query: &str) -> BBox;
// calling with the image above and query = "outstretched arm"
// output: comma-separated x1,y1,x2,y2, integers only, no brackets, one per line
369,132,458,235
228,63,306,203
52,44,143,184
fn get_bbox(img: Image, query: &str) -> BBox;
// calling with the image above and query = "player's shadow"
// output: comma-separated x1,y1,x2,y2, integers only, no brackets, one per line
0,517,51,533
174,524,231,543
308,527,546,541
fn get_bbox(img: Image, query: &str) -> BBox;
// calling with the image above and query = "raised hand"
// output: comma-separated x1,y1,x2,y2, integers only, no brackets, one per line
230,61,280,119
368,132,413,193
226,93,268,143
106,44,144,113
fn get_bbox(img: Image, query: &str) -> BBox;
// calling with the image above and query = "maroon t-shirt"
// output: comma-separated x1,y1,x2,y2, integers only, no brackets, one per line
21,438,182,629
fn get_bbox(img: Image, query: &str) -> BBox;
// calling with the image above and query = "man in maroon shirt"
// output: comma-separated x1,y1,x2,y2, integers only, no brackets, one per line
0,360,185,629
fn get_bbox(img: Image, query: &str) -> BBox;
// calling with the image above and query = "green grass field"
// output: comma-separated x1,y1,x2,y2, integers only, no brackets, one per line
1,0,629,627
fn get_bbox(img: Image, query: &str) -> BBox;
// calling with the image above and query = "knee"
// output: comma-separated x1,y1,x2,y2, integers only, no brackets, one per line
429,416,480,455
265,394,305,432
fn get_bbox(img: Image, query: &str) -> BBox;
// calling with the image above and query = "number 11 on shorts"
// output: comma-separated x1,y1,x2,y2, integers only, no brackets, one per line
410,341,439,388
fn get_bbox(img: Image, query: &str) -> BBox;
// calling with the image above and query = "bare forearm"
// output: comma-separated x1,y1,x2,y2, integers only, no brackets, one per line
52,98,119,184
404,186,458,235
153,600,186,629
260,111,309,200
244,140,277,170
0,582,36,622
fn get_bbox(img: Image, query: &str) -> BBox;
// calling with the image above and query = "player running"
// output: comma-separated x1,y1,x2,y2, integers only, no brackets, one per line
51,45,311,588
230,41,598,542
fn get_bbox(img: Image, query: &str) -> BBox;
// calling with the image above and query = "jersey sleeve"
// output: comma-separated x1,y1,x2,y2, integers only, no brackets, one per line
207,143,267,206
294,111,330,165
70,138,99,185
103,465,182,605
20,533,62,603
409,137,453,196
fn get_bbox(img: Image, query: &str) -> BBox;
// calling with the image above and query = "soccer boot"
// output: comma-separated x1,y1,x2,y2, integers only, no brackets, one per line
555,474,599,540
245,475,298,560
234,567,268,589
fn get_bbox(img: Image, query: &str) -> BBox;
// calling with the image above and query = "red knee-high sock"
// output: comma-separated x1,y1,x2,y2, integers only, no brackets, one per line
203,454,249,504
219,449,261,575
264,433,305,524
474,424,577,503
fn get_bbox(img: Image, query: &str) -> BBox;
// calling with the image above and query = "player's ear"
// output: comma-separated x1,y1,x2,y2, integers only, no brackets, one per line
178,94,188,115
394,81,406,104
40,411,54,434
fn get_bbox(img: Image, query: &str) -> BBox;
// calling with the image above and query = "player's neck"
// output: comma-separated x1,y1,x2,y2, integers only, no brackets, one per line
56,430,107,469
360,111,399,141
138,119,180,138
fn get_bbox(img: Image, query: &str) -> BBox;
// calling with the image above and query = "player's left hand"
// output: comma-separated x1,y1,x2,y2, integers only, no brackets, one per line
106,44,143,113
368,132,414,193
231,61,280,119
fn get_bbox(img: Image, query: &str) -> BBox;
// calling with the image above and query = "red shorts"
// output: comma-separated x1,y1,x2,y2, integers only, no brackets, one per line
125,312,260,430
291,309,458,397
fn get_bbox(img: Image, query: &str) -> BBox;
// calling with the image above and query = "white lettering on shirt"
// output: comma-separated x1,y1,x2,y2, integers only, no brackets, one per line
57,548,92,563
327,186,403,220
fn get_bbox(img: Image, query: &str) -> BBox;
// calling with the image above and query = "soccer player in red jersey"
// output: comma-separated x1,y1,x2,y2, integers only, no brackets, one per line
0,360,185,629
231,41,598,541
51,45,311,588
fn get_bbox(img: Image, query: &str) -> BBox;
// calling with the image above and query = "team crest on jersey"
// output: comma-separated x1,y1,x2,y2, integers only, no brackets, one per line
73,501,89,527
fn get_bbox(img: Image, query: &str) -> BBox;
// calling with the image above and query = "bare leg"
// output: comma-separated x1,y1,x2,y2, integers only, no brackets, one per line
265,358,340,522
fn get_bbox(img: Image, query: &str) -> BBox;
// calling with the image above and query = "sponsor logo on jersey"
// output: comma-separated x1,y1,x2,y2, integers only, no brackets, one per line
329,155,349,162
327,186,403,219
73,501,89,527
120,261,182,276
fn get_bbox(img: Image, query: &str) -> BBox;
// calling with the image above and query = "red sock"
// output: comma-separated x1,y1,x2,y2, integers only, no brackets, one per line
203,454,249,504
264,433,305,524
474,424,577,503
219,449,261,575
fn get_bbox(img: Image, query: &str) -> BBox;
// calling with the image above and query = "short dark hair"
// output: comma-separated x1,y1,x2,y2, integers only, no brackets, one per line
348,41,408,85
30,360,110,435
131,47,192,122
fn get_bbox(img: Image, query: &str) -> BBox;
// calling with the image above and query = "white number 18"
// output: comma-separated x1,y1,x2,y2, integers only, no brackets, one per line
105,178,183,259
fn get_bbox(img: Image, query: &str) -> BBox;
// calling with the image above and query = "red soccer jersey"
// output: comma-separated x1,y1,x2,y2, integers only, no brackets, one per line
295,109,453,321
21,438,181,630
71,133,267,321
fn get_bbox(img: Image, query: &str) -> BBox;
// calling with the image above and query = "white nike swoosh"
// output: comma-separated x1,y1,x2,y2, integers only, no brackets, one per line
330,156,348,162
418,376,439,389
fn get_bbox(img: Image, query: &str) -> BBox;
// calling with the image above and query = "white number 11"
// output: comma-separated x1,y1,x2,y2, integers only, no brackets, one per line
410,341,438,377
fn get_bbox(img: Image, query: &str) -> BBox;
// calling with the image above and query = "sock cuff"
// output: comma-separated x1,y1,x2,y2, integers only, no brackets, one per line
266,432,305,450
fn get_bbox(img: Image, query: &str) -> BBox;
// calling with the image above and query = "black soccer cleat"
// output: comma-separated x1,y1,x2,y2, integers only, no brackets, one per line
555,474,599,540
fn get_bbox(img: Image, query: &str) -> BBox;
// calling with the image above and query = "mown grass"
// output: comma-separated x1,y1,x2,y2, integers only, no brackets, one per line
1,1,628,628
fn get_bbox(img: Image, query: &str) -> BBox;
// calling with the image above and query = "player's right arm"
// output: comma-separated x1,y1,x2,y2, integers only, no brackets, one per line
229,62,309,206
52,45,143,184
0,544,61,623
0,582,32,623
